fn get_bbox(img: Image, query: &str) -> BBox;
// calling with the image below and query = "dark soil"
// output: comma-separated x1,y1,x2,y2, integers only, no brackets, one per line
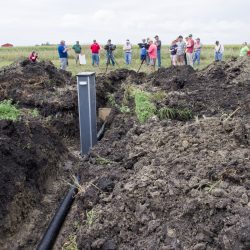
0,118,79,249
1,57,250,250
0,59,79,137
57,58,250,249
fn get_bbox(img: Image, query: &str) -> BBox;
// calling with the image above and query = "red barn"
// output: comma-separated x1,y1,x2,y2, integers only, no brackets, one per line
1,43,14,48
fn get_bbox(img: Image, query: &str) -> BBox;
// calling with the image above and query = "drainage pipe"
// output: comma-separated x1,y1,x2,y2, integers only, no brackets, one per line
97,122,106,141
37,124,106,250
36,183,78,250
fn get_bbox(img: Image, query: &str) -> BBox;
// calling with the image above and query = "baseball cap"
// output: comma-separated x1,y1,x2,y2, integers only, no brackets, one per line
188,34,193,37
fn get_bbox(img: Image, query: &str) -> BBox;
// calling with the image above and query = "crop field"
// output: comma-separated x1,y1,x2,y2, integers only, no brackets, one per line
0,44,241,75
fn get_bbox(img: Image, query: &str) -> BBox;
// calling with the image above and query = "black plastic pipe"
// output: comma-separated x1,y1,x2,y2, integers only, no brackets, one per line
97,122,106,141
36,183,78,250
37,124,106,250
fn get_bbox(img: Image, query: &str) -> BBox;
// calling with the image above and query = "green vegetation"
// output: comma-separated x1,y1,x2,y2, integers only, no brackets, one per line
30,108,39,118
158,107,193,121
86,209,97,227
96,155,114,165
134,90,156,123
62,234,78,250
0,100,21,121
0,44,243,75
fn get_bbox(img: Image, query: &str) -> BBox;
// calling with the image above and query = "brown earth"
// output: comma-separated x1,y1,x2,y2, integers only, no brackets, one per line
0,58,250,250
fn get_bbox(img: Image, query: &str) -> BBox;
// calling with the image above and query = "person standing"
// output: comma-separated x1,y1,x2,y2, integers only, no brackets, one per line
215,41,224,61
58,40,70,70
193,38,202,66
154,35,162,67
176,36,186,66
239,42,249,57
104,39,116,66
169,40,178,66
186,34,195,67
138,38,148,63
90,40,101,66
123,39,132,65
72,41,82,64
147,39,157,70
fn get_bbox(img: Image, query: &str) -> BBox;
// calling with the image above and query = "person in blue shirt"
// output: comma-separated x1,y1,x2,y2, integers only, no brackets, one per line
138,39,149,63
58,40,70,70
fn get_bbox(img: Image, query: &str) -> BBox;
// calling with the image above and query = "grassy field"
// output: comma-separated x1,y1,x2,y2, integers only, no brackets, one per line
0,44,242,75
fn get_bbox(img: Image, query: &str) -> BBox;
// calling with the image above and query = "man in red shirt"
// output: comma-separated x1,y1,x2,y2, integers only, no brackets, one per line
186,34,195,67
90,40,101,66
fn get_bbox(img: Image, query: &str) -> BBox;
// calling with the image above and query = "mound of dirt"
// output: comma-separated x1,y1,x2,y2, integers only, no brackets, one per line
148,58,250,117
0,60,79,137
71,116,250,250
0,118,79,249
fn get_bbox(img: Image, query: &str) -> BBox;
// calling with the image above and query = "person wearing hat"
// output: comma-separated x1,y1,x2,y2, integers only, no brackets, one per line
104,39,116,66
193,38,203,66
239,42,249,57
123,39,132,65
186,34,195,67
154,35,162,67
176,35,186,65
214,41,224,61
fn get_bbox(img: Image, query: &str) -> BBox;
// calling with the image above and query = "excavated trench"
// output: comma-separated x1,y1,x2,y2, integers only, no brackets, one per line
0,58,250,249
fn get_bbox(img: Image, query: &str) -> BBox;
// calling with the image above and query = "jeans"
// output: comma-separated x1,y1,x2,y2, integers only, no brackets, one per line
92,53,99,66
193,50,201,65
125,52,132,64
215,52,223,61
157,50,161,67
106,52,115,65
59,58,67,70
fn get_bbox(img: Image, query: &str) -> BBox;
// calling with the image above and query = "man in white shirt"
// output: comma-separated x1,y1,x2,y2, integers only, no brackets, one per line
123,39,132,65
215,41,224,61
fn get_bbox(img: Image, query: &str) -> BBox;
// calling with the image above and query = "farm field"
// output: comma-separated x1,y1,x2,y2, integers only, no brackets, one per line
0,44,242,74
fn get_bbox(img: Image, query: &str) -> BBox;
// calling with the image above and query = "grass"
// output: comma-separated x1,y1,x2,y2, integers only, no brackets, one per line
134,90,156,123
0,44,243,75
86,209,97,227
0,99,21,121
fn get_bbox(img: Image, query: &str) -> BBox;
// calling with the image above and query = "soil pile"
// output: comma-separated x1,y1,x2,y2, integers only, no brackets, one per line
57,58,250,249
0,118,78,249
0,59,79,136
146,58,250,117
75,116,250,250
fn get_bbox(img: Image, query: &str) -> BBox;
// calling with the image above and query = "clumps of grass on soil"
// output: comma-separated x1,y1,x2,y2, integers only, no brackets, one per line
158,107,193,121
0,99,21,121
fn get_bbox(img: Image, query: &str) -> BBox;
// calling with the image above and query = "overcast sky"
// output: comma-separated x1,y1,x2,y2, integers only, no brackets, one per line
0,0,249,46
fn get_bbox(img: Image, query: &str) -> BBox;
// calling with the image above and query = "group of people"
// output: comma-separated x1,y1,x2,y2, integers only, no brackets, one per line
28,38,250,71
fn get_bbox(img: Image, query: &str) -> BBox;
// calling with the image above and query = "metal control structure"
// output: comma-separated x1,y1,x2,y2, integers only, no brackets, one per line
76,72,97,155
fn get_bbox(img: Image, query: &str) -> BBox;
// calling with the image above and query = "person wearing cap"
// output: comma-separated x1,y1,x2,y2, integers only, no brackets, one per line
214,41,224,61
193,38,203,66
239,42,249,57
90,39,101,66
154,35,162,67
186,34,195,67
123,39,132,65
176,35,186,65
72,41,82,64
138,38,148,63
58,40,70,70
104,39,116,66
147,39,157,70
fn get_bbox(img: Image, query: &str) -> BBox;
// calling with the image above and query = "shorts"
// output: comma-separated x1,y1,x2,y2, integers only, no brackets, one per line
177,54,184,62
150,58,156,66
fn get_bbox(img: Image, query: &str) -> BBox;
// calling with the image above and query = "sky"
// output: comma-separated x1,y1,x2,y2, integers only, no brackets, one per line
0,0,249,46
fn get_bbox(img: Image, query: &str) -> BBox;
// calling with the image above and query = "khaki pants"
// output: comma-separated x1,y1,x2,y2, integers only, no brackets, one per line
186,53,194,67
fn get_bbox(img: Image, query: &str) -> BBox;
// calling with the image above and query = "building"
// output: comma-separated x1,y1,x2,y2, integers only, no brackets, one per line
1,43,14,48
